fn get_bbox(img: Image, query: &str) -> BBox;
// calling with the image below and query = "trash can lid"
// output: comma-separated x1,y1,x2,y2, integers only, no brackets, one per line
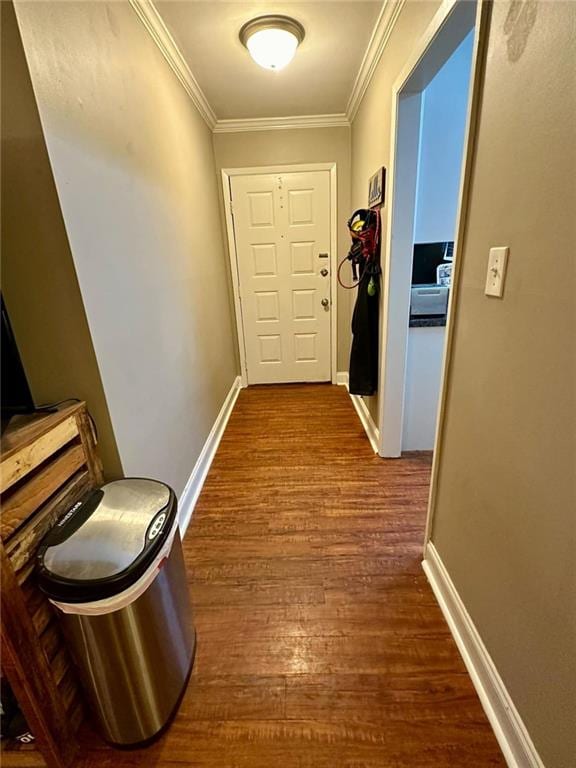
37,478,177,603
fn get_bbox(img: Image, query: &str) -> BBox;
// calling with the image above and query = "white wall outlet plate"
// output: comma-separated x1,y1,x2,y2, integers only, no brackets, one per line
485,246,509,298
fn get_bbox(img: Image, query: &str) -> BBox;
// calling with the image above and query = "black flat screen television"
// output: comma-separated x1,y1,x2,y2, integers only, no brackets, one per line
1,295,35,431
412,241,454,285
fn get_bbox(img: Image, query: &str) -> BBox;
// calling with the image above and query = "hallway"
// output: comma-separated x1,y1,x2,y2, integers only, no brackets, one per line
82,384,505,767
2,0,572,763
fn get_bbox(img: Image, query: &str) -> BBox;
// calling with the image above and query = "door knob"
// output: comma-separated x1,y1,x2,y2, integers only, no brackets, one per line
321,298,330,310
320,268,329,277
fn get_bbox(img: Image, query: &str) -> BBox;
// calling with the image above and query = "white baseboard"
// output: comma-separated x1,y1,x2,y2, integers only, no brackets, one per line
350,393,380,454
178,375,241,535
422,543,545,768
337,372,379,453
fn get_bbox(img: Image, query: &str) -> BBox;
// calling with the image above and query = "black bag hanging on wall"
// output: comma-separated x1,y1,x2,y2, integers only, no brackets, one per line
338,209,381,396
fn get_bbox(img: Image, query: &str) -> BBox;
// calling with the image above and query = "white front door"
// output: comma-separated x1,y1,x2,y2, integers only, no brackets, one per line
230,170,332,384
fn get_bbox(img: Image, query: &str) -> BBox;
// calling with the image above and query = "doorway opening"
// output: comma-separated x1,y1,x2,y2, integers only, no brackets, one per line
377,0,483,459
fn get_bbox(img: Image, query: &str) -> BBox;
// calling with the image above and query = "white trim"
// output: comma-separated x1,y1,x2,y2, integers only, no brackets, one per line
423,544,545,768
328,165,338,385
378,90,423,457
337,373,379,454
129,0,406,132
222,163,337,178
221,171,249,387
424,0,491,542
129,0,217,129
377,0,483,458
349,396,380,454
129,0,404,133
221,163,338,386
346,0,407,122
214,114,350,134
178,376,241,535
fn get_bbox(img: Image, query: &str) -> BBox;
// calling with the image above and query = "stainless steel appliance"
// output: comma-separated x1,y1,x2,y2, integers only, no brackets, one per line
410,284,449,317
37,479,195,746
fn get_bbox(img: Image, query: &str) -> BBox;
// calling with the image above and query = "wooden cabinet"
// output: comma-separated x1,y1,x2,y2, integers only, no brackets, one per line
1,403,104,768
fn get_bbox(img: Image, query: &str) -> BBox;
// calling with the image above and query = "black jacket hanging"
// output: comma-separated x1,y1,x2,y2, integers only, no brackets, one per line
342,209,381,396
349,260,380,396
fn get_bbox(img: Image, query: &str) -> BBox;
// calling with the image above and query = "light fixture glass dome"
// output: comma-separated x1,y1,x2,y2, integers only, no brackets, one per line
240,16,305,71
246,28,298,71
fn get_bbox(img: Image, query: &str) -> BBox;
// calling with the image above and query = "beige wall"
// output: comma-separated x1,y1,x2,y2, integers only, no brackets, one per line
213,127,352,371
350,0,442,420
13,0,238,495
1,1,122,477
430,2,576,766
351,1,575,762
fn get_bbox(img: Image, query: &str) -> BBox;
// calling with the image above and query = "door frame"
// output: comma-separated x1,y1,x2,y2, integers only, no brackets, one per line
221,163,338,387
376,0,488,461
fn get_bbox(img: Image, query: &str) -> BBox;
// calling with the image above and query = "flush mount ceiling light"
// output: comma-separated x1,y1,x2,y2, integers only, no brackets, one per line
239,15,305,71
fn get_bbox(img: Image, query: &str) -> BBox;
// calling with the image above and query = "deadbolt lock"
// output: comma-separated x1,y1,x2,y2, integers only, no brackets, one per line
320,268,329,277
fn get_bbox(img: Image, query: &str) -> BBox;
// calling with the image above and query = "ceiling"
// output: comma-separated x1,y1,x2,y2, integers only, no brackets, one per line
156,2,383,120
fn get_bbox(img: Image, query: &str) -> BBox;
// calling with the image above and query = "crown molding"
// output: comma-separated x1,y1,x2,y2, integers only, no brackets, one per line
346,0,407,122
129,0,217,129
130,0,403,132
213,113,350,134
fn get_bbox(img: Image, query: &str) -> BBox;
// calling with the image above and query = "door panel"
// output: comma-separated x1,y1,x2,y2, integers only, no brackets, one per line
252,244,278,276
231,171,331,384
290,242,315,275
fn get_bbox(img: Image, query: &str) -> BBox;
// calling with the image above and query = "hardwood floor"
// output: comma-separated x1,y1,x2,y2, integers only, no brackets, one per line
81,384,505,767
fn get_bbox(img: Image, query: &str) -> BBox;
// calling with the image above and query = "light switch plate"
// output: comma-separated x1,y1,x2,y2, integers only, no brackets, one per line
485,247,509,297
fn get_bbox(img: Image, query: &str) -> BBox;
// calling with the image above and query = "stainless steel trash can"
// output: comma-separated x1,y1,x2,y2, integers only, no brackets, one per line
37,479,195,746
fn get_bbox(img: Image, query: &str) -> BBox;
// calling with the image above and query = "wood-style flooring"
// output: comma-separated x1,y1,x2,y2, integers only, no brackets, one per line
82,384,505,767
